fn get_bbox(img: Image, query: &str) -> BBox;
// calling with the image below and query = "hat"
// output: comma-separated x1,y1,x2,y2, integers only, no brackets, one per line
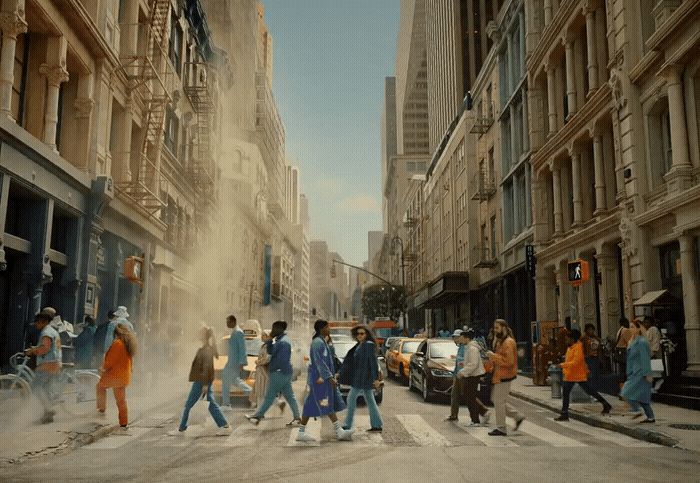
462,328,476,339
114,306,129,319
451,329,463,337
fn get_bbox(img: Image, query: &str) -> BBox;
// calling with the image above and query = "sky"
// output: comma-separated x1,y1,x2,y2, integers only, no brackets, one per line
263,0,400,266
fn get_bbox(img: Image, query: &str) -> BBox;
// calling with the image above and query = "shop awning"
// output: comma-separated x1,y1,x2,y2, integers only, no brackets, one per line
413,272,469,309
634,289,679,307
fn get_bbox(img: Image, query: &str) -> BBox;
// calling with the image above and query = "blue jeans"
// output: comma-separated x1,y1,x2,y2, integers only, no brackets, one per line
585,357,600,391
344,387,383,429
221,364,252,406
179,381,228,431
629,400,655,420
253,371,300,419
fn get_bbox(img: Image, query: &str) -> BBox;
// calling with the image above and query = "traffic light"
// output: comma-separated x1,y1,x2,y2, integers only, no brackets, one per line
330,262,336,278
568,259,589,286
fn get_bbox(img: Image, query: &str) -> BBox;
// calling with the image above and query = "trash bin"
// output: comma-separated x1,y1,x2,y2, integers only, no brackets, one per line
548,364,562,399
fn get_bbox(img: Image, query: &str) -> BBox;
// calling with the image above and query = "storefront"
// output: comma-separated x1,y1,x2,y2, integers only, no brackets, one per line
414,272,469,336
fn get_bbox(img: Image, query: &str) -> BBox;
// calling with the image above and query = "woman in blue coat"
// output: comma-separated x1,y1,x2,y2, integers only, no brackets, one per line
295,320,353,442
341,324,384,432
620,323,655,423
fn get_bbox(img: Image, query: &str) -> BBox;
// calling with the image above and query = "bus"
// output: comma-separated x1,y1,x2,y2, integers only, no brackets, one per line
370,319,398,347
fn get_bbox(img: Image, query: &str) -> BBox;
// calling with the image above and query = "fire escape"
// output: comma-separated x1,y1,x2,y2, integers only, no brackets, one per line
184,60,215,220
114,0,173,222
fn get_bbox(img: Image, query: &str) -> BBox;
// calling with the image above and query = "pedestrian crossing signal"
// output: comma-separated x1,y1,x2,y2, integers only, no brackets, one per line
568,259,589,286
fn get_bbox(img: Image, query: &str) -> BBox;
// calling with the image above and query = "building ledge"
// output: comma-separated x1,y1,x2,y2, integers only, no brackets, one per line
634,182,700,227
536,213,620,261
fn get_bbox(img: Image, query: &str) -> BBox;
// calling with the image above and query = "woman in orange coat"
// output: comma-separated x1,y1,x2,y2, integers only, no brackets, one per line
97,324,136,431
555,329,611,421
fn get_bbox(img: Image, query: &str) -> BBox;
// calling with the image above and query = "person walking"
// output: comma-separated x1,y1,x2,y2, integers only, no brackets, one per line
486,319,524,436
221,314,252,410
643,316,662,359
554,329,612,421
97,325,137,431
295,320,352,442
75,315,96,369
446,329,490,425
92,310,114,368
24,310,62,424
249,330,285,411
104,306,134,353
621,323,656,423
340,324,383,433
170,326,231,436
246,321,301,426
582,323,602,391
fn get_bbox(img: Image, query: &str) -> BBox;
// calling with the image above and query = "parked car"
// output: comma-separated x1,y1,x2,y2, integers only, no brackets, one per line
382,336,401,357
333,339,383,405
386,338,422,382
408,338,459,402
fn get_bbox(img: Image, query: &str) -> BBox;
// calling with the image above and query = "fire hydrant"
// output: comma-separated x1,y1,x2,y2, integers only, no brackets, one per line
548,364,562,399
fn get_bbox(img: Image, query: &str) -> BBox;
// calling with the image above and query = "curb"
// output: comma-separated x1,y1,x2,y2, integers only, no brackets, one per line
511,390,682,449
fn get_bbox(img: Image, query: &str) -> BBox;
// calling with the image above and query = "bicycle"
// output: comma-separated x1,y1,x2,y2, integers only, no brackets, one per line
0,352,100,416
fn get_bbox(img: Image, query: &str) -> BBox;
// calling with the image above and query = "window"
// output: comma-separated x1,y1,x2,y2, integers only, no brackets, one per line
12,33,29,126
660,108,672,176
168,12,183,75
488,147,495,182
648,100,673,187
490,215,497,258
164,107,179,154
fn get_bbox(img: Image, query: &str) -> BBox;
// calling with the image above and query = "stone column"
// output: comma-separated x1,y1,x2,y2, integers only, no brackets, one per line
0,3,27,119
39,37,69,152
544,0,553,26
593,133,606,215
565,36,577,117
585,6,598,92
664,65,693,193
595,248,621,339
570,150,583,226
522,88,530,152
525,162,532,227
679,234,700,376
73,74,94,171
513,169,522,234
507,33,514,94
510,103,518,168
552,164,563,236
547,66,558,136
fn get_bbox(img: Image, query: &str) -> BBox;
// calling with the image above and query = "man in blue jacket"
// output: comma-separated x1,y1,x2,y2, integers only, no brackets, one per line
246,321,301,425
221,314,251,409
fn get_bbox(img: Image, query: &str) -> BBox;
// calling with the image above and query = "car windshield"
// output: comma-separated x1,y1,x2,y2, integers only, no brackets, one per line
402,341,421,354
333,342,357,360
374,328,393,338
428,342,458,359
245,338,261,356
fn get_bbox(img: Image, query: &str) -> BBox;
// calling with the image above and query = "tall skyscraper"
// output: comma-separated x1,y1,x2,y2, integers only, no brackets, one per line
381,77,398,231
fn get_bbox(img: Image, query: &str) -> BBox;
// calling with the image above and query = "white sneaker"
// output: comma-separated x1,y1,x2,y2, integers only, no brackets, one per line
482,411,491,425
336,428,354,441
168,429,186,437
296,430,317,443
113,426,131,436
215,425,232,436
465,422,480,427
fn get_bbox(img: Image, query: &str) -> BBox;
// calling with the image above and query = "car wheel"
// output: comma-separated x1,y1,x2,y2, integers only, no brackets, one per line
407,371,414,392
422,375,432,402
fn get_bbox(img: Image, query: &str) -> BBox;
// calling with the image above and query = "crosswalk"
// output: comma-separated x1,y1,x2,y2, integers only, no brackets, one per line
83,412,661,451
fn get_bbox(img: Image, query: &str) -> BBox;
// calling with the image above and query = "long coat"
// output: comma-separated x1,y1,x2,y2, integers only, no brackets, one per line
620,336,652,404
302,337,346,417
340,340,378,390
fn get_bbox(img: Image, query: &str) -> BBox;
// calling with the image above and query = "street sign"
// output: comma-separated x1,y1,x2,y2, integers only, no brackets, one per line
526,244,536,274
568,259,589,286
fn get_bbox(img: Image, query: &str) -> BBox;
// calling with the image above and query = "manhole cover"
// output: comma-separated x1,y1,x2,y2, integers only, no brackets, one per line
668,423,700,430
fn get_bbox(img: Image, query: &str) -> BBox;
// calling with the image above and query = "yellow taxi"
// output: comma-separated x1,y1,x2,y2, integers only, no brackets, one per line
211,320,262,406
385,338,422,382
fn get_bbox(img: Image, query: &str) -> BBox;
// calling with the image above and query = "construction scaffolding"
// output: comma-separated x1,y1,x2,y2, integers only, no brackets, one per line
115,0,174,222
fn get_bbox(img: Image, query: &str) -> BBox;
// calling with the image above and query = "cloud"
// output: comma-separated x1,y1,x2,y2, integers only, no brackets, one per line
337,194,381,213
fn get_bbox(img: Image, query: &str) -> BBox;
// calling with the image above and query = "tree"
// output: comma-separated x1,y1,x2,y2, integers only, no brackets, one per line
361,284,406,321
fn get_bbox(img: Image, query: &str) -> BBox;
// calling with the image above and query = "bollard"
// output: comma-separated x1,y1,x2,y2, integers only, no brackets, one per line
548,364,562,399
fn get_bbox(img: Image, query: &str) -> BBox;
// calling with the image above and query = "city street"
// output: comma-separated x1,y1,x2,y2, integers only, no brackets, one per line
2,375,698,482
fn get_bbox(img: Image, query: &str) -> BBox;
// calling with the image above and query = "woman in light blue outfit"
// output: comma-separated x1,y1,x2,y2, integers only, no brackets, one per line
621,323,655,423
340,324,383,432
221,314,251,409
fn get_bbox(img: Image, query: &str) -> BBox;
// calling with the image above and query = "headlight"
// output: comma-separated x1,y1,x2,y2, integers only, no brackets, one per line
430,369,453,377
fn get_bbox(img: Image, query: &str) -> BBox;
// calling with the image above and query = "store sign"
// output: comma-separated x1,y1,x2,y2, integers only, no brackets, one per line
526,244,536,275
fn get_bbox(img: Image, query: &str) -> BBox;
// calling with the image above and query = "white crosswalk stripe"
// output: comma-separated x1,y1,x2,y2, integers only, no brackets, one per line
453,423,519,447
396,414,452,447
83,413,664,451
507,418,587,447
554,419,660,447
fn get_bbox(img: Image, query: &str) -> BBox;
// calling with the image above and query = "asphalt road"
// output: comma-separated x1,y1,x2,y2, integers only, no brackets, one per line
2,374,698,482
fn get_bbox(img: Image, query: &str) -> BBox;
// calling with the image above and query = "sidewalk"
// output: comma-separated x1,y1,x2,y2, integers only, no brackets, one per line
0,373,186,466
510,376,700,452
